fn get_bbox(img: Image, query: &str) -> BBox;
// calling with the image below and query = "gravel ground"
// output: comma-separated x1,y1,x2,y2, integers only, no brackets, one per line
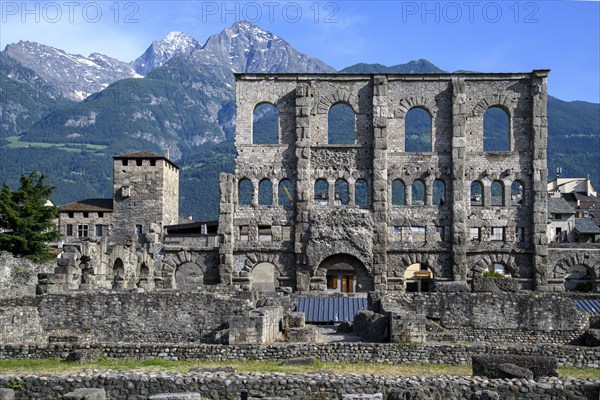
314,325,361,343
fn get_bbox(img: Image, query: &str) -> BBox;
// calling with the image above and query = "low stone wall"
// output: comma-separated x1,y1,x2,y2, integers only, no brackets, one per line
378,292,589,344
0,288,254,344
0,371,598,400
1,342,599,369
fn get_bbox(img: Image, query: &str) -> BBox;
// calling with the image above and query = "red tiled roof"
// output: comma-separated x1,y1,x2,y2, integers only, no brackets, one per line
59,198,113,212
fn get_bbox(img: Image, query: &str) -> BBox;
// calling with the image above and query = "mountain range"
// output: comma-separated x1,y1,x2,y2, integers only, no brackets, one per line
0,21,598,220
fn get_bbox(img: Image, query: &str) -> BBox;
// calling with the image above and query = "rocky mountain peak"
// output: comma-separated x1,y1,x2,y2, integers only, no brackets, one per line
132,31,200,75
3,41,139,100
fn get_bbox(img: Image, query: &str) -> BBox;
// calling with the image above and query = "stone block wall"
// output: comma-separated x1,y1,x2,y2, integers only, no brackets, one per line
229,306,283,344
0,290,252,344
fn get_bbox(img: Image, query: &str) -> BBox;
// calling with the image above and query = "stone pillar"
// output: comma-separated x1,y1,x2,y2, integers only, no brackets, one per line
294,82,313,292
372,75,389,292
531,69,551,291
217,173,235,284
450,77,468,282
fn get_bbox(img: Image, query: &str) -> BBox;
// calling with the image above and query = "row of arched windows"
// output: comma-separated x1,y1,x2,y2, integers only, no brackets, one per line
239,178,294,209
252,103,510,152
391,179,446,206
470,180,524,207
313,178,369,207
238,177,524,209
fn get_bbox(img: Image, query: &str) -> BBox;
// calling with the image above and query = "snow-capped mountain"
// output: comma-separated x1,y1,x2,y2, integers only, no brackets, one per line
4,41,141,100
132,31,200,76
193,21,335,76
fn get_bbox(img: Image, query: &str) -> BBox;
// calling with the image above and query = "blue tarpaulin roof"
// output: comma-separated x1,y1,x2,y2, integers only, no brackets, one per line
575,300,600,315
296,297,368,322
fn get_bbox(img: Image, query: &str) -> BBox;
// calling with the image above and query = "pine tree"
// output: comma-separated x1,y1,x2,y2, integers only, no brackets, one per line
0,171,60,262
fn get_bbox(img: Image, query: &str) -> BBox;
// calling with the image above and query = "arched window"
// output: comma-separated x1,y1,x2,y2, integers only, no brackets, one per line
405,107,432,152
391,179,406,206
355,179,368,207
470,181,483,206
491,180,504,206
278,179,294,209
238,178,253,206
314,179,328,205
335,179,349,205
433,179,445,206
328,103,355,144
511,181,524,207
252,103,279,144
411,180,425,206
483,106,509,151
258,179,273,206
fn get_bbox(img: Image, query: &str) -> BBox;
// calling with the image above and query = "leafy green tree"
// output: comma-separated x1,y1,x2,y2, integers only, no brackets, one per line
0,171,60,262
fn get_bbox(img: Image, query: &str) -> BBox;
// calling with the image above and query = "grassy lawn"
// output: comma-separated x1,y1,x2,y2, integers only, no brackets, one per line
3,136,106,151
0,358,598,379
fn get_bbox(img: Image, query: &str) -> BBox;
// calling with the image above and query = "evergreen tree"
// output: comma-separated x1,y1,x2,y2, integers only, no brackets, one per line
0,171,60,262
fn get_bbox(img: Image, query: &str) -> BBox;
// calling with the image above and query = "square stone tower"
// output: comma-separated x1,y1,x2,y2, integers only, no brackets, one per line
112,151,179,242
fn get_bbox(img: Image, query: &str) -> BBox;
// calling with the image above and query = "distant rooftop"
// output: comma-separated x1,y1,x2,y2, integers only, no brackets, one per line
574,218,600,235
59,198,113,212
114,151,179,169
547,197,575,215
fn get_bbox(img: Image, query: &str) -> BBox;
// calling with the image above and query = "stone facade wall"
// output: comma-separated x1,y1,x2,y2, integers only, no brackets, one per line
1,371,598,400
0,290,252,344
220,71,551,294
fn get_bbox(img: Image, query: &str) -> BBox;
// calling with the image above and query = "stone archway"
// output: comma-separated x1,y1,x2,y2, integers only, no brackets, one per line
175,262,206,290
553,253,600,292
472,254,518,278
404,263,434,293
251,262,277,291
316,254,373,293
112,258,125,290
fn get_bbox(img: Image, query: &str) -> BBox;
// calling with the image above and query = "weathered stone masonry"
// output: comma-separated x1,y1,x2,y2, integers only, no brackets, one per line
218,71,551,292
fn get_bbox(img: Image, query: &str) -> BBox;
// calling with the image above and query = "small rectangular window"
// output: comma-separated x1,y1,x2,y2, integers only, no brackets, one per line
491,227,504,241
95,225,103,237
393,226,403,241
135,224,143,235
122,159,128,166
150,159,156,166
98,212,104,218
470,227,480,241
77,224,88,238
240,226,249,241
68,212,74,218
83,212,89,218
136,159,142,166
66,224,73,236
258,226,272,242
410,226,426,242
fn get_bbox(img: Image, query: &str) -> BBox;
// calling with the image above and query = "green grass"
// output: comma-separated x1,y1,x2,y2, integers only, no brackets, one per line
4,136,106,151
0,358,598,379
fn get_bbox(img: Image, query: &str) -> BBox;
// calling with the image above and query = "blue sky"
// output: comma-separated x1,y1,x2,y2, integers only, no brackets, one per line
1,0,599,102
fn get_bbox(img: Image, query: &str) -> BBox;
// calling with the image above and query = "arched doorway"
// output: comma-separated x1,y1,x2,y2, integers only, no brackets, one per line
251,262,277,291
112,258,125,290
175,262,204,290
404,263,433,292
565,264,593,292
319,254,373,293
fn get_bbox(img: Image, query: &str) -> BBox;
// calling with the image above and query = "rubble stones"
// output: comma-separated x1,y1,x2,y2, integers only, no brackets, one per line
472,355,558,380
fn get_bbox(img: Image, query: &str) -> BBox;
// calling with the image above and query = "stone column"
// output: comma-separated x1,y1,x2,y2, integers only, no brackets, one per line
294,82,313,292
217,173,235,285
531,69,551,291
372,75,389,292
450,77,468,282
